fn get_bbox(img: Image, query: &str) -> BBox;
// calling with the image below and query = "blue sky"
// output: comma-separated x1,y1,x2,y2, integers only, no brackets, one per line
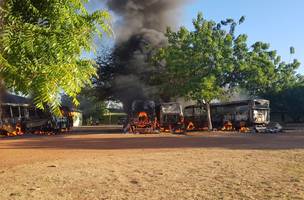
181,0,304,73
86,0,304,73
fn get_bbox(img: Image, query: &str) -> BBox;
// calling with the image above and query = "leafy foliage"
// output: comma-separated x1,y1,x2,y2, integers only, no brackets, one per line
240,42,300,96
263,82,304,122
155,14,247,101
154,13,249,129
154,12,301,129
61,92,108,124
0,0,111,114
261,74,304,122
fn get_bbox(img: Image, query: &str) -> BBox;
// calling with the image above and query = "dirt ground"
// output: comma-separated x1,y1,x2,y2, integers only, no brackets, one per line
1,126,304,200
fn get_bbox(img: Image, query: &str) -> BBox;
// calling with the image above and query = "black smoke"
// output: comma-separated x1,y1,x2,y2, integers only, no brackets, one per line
95,0,188,112
106,0,187,42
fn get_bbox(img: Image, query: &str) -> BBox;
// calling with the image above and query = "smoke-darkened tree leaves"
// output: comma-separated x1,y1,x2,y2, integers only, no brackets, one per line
94,39,165,113
93,0,188,112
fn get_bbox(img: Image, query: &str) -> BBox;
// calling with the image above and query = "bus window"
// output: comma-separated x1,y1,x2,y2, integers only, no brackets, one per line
12,106,20,118
1,106,12,118
20,107,28,117
184,107,193,117
194,107,205,116
24,108,29,118
254,100,270,108
37,109,47,118
29,108,36,117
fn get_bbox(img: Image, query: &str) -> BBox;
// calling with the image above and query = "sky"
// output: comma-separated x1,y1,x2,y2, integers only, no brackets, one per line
85,0,304,73
182,0,304,73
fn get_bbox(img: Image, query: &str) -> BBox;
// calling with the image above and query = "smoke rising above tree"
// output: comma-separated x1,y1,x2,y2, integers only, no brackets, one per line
107,0,187,42
95,0,188,112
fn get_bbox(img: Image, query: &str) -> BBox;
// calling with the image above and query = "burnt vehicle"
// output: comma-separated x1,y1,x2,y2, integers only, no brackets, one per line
158,102,184,133
127,100,158,134
24,106,72,134
184,99,270,132
0,95,30,136
0,94,72,136
184,105,208,131
211,99,270,132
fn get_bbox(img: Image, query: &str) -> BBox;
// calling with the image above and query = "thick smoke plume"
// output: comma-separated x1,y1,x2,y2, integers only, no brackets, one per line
107,0,186,42
99,0,188,112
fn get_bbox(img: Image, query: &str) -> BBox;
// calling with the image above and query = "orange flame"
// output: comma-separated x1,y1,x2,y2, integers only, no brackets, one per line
221,121,233,131
187,121,195,130
138,112,148,118
138,112,149,123
239,121,250,133
8,123,24,136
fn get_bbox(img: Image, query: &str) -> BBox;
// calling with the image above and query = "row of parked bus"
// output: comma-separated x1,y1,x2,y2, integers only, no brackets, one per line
0,94,73,136
126,99,270,133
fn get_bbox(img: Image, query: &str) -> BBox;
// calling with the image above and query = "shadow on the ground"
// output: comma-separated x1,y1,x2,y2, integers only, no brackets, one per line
1,131,304,150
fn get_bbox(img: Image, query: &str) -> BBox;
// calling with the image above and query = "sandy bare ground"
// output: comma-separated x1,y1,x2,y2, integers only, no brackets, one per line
1,126,304,200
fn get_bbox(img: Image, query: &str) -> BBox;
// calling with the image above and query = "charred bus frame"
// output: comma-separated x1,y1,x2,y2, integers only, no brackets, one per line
184,99,270,132
128,100,158,134
158,102,184,133
0,101,30,135
184,104,208,131
0,94,73,136
212,99,270,132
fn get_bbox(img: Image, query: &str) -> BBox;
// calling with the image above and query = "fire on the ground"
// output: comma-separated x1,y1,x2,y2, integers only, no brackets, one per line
124,99,277,134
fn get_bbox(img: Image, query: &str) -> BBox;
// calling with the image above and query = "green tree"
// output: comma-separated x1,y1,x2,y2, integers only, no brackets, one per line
155,13,302,130
155,13,248,130
0,0,111,114
61,92,108,124
259,73,304,123
240,42,300,96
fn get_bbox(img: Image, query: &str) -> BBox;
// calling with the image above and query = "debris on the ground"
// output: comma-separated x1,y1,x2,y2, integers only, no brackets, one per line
266,122,283,133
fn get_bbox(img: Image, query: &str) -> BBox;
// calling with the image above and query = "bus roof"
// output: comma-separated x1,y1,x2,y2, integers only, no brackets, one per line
184,99,269,109
0,93,31,106
211,99,269,107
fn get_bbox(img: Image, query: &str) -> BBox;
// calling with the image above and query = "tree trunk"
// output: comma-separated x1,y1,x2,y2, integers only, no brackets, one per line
206,102,213,131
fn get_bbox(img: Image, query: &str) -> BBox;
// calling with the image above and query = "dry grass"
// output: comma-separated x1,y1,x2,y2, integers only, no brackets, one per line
0,130,304,200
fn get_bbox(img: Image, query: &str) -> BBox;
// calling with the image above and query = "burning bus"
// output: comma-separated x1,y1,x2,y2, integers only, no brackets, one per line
127,100,158,134
184,99,270,132
0,94,30,136
184,104,208,131
212,99,270,132
159,102,184,133
0,94,73,136
125,101,185,134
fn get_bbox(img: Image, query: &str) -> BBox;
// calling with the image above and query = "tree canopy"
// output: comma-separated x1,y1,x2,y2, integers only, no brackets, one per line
154,12,301,129
0,0,111,114
239,42,300,96
61,92,108,124
154,13,248,129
